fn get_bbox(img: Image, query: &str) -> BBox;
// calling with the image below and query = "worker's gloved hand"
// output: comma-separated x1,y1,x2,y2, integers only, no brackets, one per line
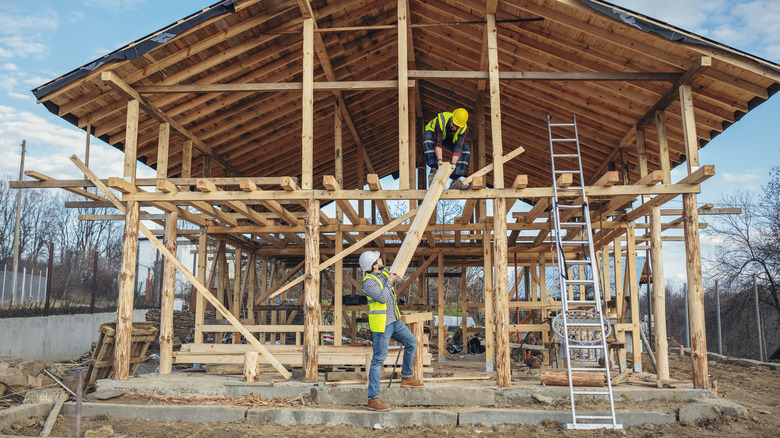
437,159,443,167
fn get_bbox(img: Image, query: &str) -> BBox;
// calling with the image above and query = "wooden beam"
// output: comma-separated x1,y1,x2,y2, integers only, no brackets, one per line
679,85,700,173
408,71,681,81
394,254,437,295
123,99,139,183
390,163,453,275
650,206,669,380
398,0,409,190
303,199,320,382
181,140,192,179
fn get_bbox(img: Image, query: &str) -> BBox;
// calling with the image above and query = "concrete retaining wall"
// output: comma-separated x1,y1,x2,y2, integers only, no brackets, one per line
0,310,147,361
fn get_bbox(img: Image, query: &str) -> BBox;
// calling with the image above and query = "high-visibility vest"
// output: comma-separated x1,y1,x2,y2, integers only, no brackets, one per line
425,112,467,143
362,268,400,333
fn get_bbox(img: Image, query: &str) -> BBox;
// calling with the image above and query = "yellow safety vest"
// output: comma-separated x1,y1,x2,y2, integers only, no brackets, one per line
425,112,467,143
362,269,401,333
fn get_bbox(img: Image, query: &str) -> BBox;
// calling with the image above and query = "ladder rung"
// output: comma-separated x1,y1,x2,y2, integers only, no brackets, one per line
564,279,596,285
560,241,589,246
560,222,587,227
553,153,580,158
551,138,578,142
566,423,623,430
576,415,614,420
569,367,607,372
563,259,591,265
549,122,576,127
554,170,581,174
566,300,598,305
565,322,607,327
557,205,583,210
565,345,605,349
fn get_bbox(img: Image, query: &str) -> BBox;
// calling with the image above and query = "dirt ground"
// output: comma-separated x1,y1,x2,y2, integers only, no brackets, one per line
3,354,778,437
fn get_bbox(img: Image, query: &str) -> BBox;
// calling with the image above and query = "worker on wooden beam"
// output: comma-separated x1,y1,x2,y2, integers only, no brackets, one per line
423,108,471,190
359,250,423,411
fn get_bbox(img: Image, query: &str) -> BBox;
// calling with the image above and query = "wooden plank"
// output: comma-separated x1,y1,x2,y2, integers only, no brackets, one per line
408,71,681,81
679,84,700,173
181,140,192,178
389,163,452,275
123,99,139,183
397,0,409,190
541,370,605,386
135,81,415,93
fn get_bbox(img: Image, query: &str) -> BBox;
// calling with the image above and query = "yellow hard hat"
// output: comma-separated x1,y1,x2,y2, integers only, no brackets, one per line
452,108,468,127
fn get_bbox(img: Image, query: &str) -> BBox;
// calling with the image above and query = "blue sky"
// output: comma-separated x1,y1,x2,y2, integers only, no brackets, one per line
0,0,779,285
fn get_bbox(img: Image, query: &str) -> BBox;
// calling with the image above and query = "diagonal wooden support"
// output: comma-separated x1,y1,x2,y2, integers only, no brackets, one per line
367,174,406,241
462,145,524,186
70,155,292,380
266,207,420,301
390,162,452,275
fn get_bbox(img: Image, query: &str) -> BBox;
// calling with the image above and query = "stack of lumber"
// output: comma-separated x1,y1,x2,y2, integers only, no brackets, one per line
145,309,196,343
174,343,431,369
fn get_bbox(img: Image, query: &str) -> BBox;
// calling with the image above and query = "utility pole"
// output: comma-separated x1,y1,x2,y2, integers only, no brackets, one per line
11,140,25,306
753,274,765,362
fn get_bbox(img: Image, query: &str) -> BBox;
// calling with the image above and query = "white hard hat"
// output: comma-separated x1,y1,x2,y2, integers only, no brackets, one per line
359,251,381,272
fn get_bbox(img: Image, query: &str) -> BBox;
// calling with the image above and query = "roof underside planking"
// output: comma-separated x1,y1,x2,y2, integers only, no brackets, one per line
32,0,780,193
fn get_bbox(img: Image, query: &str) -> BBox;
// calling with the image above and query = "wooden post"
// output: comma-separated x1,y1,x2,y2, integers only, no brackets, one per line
334,102,344,346
159,210,177,374
461,267,468,350
397,0,409,189
483,225,494,371
232,247,242,344
123,100,139,183
476,92,487,222
650,206,669,379
303,199,320,382
411,320,424,380
487,13,509,387
115,200,139,380
680,84,708,389
243,351,260,382
156,123,170,179
437,252,445,361
301,18,314,190
625,225,641,371
194,231,207,343
655,110,671,184
181,140,192,178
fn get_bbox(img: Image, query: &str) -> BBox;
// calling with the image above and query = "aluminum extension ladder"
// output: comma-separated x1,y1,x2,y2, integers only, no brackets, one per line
547,115,622,430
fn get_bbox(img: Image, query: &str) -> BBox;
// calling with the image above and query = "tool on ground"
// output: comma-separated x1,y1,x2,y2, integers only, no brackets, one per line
547,114,622,430
387,347,403,388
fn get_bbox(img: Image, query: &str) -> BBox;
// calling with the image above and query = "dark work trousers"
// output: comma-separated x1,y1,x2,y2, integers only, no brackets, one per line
422,129,470,178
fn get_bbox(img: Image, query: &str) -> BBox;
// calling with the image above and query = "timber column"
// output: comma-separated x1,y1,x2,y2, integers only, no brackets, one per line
679,85,709,388
115,99,140,380
487,13,510,387
303,199,321,382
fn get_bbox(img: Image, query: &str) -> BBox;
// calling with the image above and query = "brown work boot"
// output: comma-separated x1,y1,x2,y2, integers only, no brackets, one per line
449,179,469,190
401,377,424,388
367,397,391,411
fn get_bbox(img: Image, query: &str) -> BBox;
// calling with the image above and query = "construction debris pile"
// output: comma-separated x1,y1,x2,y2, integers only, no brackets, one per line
145,309,200,344
0,358,76,407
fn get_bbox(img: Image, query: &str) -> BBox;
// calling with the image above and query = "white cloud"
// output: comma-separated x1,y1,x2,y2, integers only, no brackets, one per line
0,105,154,180
7,90,31,101
721,171,763,183
0,9,58,36
1,62,17,71
610,0,729,35
0,36,49,59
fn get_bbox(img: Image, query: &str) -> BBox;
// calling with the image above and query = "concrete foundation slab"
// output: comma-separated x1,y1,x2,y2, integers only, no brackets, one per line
246,407,457,427
0,402,52,432
311,385,496,407
458,408,676,426
60,402,246,423
496,386,713,404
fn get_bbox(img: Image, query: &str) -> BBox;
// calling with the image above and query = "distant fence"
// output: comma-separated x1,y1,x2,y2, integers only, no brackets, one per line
1,266,47,305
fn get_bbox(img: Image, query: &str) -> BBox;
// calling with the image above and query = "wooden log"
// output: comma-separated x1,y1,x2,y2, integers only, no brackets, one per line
390,162,452,276
243,351,260,382
483,225,494,370
159,210,177,374
684,193,709,388
114,200,139,380
303,199,320,382
651,206,670,380
541,370,605,387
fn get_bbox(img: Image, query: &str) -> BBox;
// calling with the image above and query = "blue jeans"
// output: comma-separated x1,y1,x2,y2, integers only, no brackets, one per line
367,320,417,400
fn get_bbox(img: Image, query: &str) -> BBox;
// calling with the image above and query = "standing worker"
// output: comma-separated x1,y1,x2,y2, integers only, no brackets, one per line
423,108,471,190
359,250,423,411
